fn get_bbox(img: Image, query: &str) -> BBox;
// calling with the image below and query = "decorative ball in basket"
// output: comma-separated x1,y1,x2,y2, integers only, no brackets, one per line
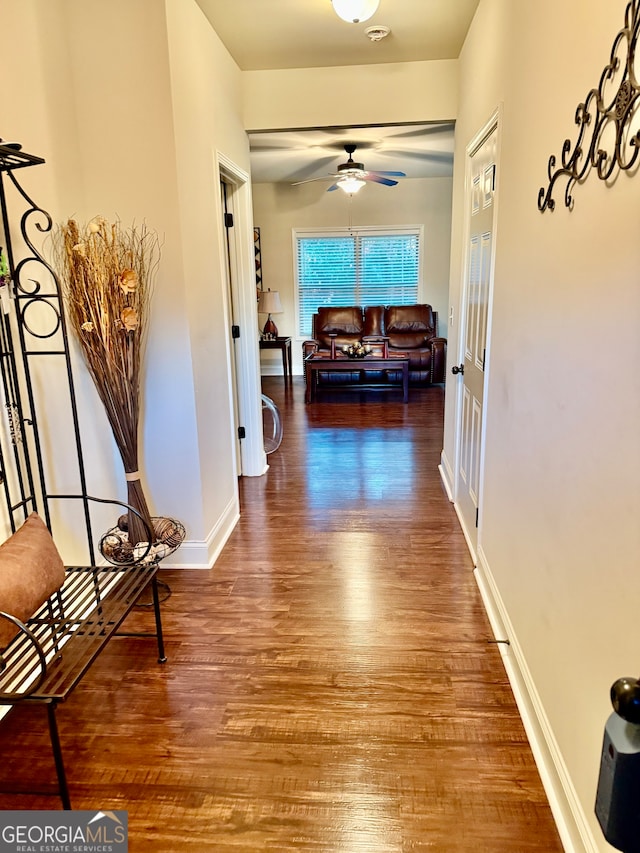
343,341,372,359
100,515,186,565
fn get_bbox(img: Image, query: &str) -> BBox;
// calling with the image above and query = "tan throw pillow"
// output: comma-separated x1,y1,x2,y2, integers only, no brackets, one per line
0,513,65,650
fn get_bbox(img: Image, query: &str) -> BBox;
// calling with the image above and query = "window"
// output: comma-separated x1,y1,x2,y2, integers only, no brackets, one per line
294,226,422,337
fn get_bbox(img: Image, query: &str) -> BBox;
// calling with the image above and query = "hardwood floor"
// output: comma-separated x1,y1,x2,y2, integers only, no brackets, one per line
0,377,563,852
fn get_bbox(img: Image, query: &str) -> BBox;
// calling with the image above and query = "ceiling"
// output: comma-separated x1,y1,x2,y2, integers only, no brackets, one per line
195,1,479,184
194,0,480,71
248,122,456,185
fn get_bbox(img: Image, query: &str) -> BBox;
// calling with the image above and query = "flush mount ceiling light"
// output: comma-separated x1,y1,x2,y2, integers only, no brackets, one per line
332,0,380,24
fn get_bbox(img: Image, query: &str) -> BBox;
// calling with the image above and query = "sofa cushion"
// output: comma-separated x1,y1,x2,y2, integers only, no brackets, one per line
316,306,364,348
384,304,435,336
0,513,65,649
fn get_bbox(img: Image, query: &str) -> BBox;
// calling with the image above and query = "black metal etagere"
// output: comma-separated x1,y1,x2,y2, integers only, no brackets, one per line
0,140,98,563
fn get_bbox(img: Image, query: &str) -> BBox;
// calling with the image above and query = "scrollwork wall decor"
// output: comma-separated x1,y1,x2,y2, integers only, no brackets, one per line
538,0,640,211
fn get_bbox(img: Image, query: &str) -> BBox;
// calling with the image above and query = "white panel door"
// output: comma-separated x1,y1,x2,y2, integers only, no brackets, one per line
454,124,497,558
220,179,242,476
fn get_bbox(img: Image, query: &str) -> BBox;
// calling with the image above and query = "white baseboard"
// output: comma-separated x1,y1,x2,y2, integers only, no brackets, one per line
160,495,240,569
474,549,601,853
260,369,303,377
453,501,477,566
438,450,454,502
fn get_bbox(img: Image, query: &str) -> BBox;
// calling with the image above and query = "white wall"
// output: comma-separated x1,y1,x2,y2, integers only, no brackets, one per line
1,0,261,567
252,177,453,375
0,0,85,550
243,59,458,130
444,0,640,849
164,0,265,557
58,0,205,549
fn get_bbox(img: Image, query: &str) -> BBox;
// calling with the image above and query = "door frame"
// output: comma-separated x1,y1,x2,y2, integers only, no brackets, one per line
216,152,267,478
451,106,502,563
220,177,244,475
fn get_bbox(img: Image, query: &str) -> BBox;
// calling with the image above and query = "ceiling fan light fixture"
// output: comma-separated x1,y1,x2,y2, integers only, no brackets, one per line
331,0,380,24
338,176,366,194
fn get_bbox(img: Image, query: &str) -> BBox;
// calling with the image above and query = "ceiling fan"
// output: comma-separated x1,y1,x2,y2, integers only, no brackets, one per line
292,144,406,193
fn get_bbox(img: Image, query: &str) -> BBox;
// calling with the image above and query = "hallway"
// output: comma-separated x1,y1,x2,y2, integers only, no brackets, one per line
0,377,563,851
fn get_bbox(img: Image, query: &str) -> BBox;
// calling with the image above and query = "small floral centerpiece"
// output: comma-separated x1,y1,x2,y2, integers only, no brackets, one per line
343,341,371,359
54,217,160,547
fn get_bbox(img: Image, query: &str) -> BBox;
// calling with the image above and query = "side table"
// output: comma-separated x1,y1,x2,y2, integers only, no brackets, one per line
259,336,292,382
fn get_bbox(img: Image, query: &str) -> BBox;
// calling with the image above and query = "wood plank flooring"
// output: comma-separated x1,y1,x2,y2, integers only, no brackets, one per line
0,377,564,852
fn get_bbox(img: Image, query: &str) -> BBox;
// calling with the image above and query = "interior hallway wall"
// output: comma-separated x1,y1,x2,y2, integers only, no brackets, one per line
165,0,265,560
2,0,260,566
443,1,640,849
0,0,122,554
58,0,204,556
252,176,453,375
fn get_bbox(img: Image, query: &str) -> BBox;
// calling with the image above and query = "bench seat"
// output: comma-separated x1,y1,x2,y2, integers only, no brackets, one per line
0,505,167,809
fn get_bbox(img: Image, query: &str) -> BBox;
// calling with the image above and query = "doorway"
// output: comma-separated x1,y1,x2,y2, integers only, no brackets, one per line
216,153,267,479
220,177,243,476
452,112,500,561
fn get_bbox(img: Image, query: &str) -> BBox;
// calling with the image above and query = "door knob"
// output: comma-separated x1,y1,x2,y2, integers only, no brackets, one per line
452,364,464,375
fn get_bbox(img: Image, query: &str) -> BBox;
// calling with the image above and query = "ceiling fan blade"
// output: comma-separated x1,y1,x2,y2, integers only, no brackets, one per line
383,149,453,164
386,123,455,139
250,142,296,152
364,175,398,187
287,156,339,184
367,170,406,178
291,174,336,186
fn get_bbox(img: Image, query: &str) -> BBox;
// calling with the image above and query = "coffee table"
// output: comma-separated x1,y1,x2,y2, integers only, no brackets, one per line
304,354,409,403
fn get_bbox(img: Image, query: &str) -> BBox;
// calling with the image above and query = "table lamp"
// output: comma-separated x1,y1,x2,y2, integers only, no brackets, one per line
258,289,283,338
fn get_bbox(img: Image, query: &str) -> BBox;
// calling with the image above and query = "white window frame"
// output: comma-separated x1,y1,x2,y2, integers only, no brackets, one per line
292,225,425,339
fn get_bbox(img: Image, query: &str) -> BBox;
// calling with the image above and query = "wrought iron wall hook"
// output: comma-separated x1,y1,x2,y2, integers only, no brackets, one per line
538,0,640,212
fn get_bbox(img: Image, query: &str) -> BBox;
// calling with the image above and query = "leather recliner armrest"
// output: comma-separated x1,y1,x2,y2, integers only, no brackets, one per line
302,339,320,358
302,340,320,385
428,337,447,383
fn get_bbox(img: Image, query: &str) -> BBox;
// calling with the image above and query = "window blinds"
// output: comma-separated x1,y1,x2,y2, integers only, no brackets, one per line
295,229,421,337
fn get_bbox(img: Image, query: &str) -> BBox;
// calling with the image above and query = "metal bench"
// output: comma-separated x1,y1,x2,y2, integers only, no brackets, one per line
0,499,167,809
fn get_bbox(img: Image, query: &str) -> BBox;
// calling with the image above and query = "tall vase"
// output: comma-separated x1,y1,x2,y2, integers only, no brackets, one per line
124,470,154,547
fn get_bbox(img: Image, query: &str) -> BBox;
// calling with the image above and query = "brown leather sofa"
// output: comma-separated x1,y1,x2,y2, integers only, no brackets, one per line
302,304,447,385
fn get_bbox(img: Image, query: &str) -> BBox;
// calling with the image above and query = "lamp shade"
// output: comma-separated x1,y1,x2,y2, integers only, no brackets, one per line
332,0,379,24
258,289,282,315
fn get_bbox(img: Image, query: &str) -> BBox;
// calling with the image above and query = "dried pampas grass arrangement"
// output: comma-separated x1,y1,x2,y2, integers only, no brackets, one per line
54,216,160,546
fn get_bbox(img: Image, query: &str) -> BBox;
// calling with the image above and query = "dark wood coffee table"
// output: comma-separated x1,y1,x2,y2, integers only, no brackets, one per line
304,354,409,403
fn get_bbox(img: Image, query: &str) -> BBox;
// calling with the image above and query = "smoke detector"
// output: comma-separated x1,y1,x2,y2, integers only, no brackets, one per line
365,25,390,42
